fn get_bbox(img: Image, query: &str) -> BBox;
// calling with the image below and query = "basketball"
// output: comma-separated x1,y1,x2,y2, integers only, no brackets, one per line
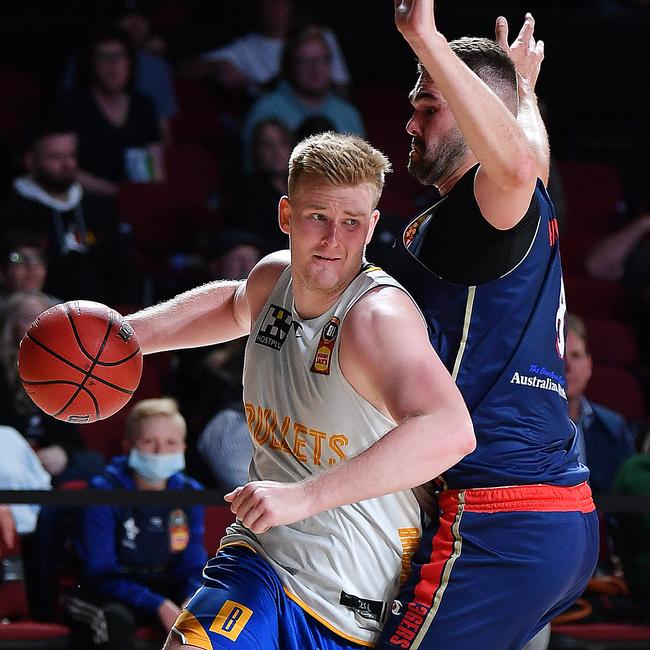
18,300,143,423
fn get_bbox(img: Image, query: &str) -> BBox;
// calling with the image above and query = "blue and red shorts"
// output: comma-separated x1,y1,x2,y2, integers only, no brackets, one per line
172,544,366,650
378,482,598,650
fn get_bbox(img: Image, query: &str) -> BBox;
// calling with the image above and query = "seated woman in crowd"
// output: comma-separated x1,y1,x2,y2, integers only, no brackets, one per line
54,28,164,195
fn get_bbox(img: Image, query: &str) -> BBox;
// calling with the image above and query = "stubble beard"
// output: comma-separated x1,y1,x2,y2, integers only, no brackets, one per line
408,127,468,187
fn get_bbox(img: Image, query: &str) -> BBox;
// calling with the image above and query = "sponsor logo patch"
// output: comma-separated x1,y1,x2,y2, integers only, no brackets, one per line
310,317,340,375
168,509,189,552
210,600,253,641
255,304,292,351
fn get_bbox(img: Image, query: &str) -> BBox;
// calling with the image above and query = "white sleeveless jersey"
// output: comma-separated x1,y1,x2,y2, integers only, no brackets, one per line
222,264,422,646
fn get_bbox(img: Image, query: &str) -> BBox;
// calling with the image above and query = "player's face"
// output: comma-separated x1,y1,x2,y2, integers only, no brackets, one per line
280,178,378,306
406,74,469,186
564,330,593,400
134,415,186,455
29,134,78,192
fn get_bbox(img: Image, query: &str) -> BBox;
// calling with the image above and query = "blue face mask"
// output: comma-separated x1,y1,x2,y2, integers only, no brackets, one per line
127,448,185,483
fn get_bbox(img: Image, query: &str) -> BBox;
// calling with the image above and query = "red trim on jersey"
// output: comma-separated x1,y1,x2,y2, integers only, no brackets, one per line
439,481,594,514
413,493,461,608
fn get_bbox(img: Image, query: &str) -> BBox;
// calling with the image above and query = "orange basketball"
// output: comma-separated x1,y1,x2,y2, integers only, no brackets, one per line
18,300,143,423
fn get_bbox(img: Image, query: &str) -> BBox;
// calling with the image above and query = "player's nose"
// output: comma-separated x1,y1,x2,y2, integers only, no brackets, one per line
406,115,421,137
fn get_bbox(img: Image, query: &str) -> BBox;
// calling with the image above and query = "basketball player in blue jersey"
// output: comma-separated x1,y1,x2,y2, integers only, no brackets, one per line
377,2,599,649
125,132,475,649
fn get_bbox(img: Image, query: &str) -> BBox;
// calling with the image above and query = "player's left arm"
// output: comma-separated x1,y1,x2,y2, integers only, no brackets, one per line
395,0,538,229
495,13,549,186
226,287,475,533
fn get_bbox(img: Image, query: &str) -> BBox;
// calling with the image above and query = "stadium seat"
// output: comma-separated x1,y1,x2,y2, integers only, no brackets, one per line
584,319,639,369
203,505,236,557
564,275,632,323
586,366,646,423
164,142,222,194
0,533,71,649
355,84,424,220
557,160,626,237
551,623,650,648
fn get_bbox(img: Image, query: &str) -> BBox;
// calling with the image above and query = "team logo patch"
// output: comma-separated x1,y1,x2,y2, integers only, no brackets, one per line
255,304,292,351
210,600,253,641
310,317,340,375
403,213,429,249
168,509,189,552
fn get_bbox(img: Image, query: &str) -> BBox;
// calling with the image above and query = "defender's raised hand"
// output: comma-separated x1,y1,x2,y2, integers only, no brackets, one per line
495,13,545,92
394,0,439,44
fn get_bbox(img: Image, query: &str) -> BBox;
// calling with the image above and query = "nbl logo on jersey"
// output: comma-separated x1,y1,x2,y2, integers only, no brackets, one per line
255,304,292,351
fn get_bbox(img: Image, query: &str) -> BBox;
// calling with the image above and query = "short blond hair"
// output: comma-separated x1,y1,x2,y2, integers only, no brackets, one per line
125,397,186,441
288,132,392,208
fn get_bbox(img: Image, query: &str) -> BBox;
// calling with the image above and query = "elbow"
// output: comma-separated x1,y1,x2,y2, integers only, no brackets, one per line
507,150,537,189
456,417,476,458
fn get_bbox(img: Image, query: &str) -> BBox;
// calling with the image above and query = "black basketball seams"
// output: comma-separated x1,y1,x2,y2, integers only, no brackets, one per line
24,334,136,395
23,379,101,420
65,304,140,366
54,314,114,418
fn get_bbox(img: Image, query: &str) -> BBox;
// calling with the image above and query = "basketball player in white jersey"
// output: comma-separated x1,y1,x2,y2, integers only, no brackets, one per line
127,132,474,649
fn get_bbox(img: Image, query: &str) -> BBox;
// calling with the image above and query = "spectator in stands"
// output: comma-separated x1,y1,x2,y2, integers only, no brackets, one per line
241,24,364,171
0,127,139,304
194,0,350,98
0,292,105,485
54,28,164,195
0,232,51,309
235,118,292,252
62,3,178,143
0,424,52,538
67,398,206,649
613,450,650,599
565,314,636,495
206,229,264,281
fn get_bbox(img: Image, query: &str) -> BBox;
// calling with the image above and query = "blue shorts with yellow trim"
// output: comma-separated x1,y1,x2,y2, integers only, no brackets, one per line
173,544,365,650
377,483,599,650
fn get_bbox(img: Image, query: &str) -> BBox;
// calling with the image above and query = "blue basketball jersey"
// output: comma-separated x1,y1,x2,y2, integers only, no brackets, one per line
387,178,588,489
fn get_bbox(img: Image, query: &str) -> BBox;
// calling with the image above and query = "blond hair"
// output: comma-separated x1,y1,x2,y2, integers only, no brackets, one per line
288,132,392,208
125,397,186,441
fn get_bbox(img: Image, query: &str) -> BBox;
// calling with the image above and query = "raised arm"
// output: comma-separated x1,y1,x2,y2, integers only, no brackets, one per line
395,0,537,228
495,13,550,185
226,287,475,532
126,251,288,354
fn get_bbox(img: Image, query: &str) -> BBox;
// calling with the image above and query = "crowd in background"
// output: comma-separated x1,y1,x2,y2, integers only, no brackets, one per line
0,0,648,647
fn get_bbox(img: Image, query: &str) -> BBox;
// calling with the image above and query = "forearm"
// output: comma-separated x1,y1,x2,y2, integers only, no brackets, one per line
585,217,650,280
414,33,534,186
517,80,549,185
305,411,475,514
126,281,248,354
77,169,118,196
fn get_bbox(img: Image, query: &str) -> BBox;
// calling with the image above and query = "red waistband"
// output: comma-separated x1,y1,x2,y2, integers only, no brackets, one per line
438,481,595,514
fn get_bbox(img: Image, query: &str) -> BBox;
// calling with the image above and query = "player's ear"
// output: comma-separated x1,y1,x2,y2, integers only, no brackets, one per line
279,196,291,235
365,209,380,245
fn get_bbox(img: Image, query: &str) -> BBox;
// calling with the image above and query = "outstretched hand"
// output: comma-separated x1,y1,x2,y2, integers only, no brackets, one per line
495,13,544,92
394,0,438,44
225,480,313,534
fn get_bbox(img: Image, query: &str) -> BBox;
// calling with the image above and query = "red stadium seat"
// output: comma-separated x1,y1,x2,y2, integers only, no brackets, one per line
355,84,424,220
584,319,639,369
0,534,71,648
564,274,632,323
164,142,222,194
203,505,236,557
586,366,646,422
551,623,650,648
557,160,626,237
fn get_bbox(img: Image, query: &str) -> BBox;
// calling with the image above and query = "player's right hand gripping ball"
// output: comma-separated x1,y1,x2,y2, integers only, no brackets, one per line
18,300,143,423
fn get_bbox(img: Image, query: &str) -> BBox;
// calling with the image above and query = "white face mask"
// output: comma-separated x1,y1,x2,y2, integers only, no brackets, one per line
127,448,185,483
